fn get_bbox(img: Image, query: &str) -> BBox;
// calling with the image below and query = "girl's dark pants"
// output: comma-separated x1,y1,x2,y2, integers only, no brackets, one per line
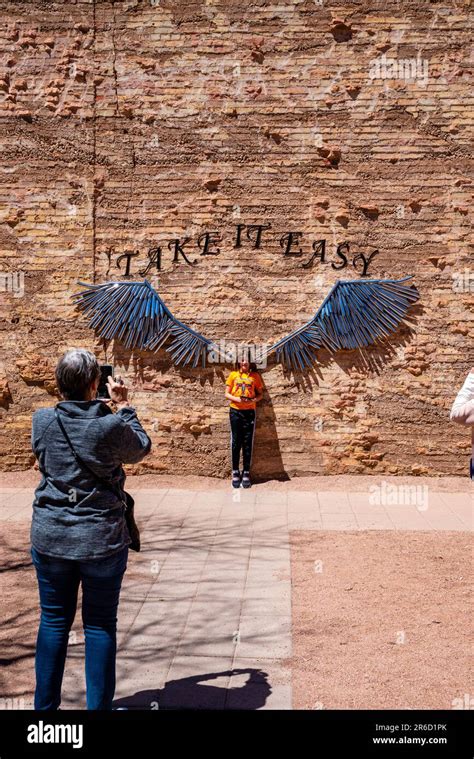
230,408,256,472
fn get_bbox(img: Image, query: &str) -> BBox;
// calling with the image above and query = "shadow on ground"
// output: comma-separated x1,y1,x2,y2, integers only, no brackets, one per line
112,668,271,710
0,517,288,709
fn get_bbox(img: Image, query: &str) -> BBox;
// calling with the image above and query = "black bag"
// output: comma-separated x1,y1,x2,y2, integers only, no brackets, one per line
54,407,141,552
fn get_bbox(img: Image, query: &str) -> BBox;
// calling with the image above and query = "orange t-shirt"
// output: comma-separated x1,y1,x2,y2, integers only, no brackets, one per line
226,370,263,410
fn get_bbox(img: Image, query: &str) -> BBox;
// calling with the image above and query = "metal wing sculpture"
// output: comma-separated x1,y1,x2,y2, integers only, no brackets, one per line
73,276,419,370
72,279,217,368
266,276,420,371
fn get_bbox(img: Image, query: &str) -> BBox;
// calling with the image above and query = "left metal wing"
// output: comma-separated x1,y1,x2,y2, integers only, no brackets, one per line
72,279,216,368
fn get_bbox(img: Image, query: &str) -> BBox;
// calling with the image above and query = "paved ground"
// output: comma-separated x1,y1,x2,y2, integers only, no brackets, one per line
0,476,471,709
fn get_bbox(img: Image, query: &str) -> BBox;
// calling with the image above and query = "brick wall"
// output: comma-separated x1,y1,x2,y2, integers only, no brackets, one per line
0,0,472,477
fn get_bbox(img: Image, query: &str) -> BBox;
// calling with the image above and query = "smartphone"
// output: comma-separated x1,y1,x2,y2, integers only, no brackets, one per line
97,364,113,400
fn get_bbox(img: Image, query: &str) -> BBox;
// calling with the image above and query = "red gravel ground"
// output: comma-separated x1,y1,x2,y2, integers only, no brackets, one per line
290,530,473,709
0,525,36,706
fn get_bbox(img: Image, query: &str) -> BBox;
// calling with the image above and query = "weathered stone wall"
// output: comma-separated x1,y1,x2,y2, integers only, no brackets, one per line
0,0,472,477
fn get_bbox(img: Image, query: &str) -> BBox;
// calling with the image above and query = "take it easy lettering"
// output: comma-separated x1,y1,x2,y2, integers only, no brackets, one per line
113,223,379,277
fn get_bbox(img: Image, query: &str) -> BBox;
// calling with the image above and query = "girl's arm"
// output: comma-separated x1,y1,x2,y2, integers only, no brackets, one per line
225,387,241,403
450,369,474,426
254,376,264,403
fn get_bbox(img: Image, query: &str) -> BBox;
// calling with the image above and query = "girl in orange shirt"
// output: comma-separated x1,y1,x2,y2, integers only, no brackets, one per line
225,359,263,488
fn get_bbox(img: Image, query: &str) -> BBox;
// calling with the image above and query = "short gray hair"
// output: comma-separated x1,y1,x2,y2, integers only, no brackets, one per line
55,349,101,401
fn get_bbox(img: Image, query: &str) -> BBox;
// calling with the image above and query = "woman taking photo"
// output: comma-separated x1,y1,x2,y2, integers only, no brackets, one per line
30,348,151,710
225,357,263,488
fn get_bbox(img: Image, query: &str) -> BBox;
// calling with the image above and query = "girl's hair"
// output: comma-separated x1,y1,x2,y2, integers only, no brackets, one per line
234,359,257,372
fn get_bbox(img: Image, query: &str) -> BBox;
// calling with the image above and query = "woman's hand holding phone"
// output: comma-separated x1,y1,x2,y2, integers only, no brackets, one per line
106,375,129,408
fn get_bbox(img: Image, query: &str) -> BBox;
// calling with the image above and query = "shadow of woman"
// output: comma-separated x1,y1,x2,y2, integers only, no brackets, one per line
112,667,271,710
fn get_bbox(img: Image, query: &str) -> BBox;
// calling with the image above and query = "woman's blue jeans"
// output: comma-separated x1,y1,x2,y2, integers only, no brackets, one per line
31,545,128,711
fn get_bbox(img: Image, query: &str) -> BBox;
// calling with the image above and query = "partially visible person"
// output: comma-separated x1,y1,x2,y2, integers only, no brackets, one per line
225,358,263,489
30,348,151,710
450,367,474,479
